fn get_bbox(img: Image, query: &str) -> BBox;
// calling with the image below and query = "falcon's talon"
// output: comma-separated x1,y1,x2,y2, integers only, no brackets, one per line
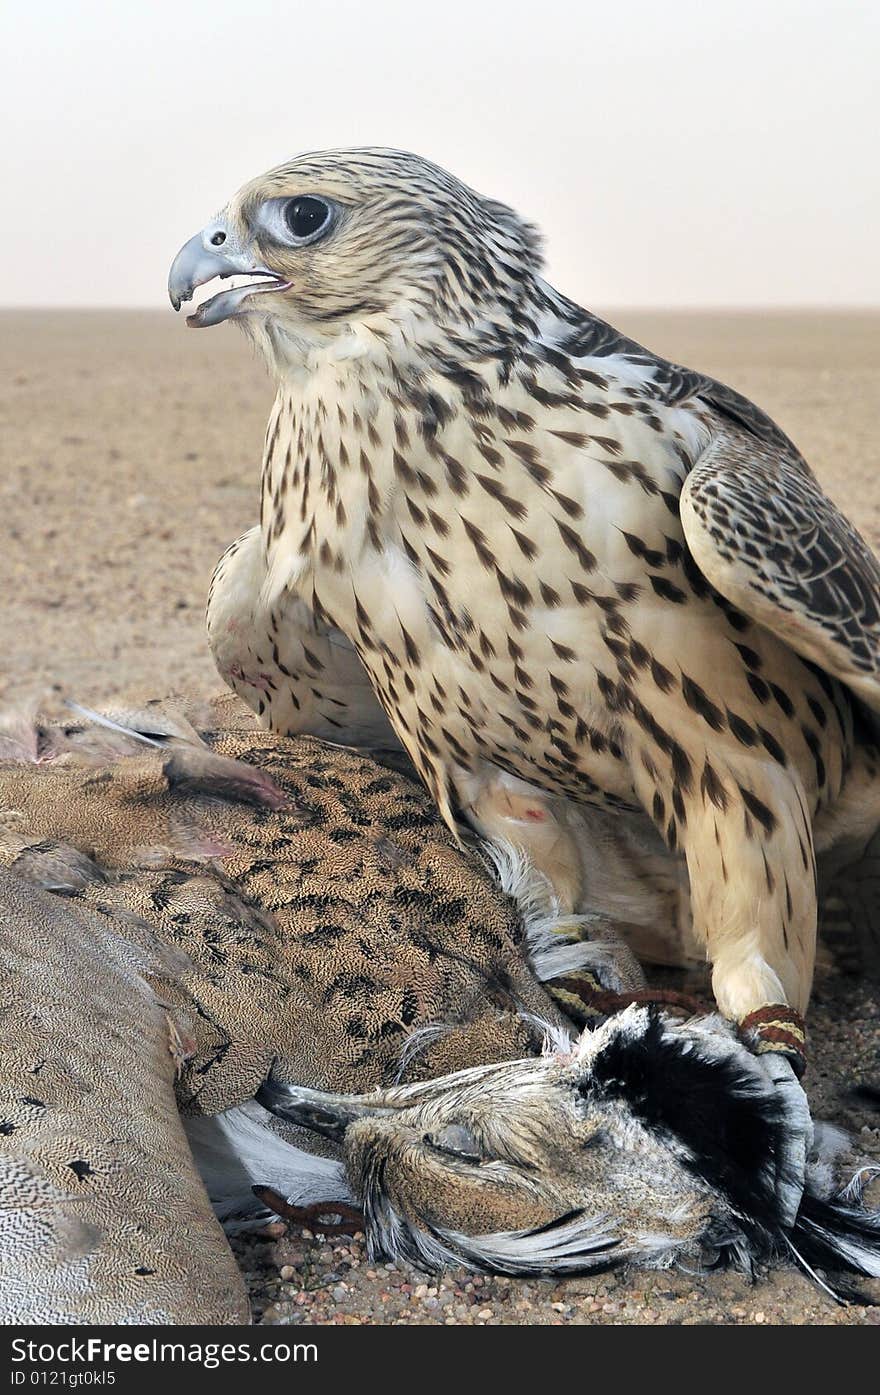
739,1008,811,1227
754,1052,813,1231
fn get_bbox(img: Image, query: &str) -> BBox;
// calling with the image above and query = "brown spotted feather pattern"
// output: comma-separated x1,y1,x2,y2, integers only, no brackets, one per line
0,700,581,1320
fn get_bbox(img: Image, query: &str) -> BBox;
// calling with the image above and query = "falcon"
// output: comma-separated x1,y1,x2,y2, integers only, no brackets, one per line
169,149,880,1221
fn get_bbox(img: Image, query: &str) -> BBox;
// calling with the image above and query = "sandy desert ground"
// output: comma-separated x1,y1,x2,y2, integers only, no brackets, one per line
1,309,878,1325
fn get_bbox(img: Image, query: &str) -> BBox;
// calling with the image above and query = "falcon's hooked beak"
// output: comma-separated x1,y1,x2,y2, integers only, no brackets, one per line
168,219,291,328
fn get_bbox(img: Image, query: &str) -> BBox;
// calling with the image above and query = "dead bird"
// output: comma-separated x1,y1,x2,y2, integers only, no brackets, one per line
260,1008,880,1293
0,869,249,1324
0,696,877,1322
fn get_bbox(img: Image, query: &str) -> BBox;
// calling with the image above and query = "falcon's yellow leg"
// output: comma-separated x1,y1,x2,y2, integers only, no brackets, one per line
652,758,817,1228
679,761,817,1026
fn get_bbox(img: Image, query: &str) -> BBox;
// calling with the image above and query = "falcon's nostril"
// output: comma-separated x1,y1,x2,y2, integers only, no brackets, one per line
210,231,227,247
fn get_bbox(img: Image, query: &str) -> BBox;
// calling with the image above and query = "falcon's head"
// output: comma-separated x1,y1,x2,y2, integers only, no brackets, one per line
168,148,543,359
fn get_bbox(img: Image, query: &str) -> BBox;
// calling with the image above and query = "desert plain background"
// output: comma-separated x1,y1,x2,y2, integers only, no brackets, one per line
1,306,878,1324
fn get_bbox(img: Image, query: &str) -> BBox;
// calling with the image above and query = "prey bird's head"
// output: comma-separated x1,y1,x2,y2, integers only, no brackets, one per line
168,148,544,358
258,1005,880,1284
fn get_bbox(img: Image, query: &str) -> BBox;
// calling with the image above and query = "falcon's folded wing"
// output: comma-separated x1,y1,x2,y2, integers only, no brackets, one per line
680,419,880,714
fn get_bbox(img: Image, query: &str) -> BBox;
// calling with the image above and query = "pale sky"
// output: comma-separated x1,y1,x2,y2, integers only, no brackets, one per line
2,0,877,308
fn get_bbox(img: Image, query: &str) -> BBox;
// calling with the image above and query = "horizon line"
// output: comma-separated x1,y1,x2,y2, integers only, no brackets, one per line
2,302,879,315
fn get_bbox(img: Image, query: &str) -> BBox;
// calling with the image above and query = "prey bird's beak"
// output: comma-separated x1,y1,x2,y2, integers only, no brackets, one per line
168,223,291,328
257,1079,396,1143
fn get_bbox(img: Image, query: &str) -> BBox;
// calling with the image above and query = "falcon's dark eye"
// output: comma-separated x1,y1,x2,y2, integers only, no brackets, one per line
283,196,332,241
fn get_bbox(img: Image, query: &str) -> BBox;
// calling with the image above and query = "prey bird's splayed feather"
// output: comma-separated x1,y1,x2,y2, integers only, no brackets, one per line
3,696,879,1314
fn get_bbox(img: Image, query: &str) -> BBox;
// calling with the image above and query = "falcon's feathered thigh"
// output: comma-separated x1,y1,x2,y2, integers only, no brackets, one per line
172,151,880,1078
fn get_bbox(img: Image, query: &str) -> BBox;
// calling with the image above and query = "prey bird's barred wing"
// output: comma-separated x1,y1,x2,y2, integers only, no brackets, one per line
679,418,880,714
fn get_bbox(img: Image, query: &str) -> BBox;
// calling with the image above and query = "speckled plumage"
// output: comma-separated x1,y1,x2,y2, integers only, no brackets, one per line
0,696,584,1321
0,870,250,1325
4,698,879,1318
189,149,880,1037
